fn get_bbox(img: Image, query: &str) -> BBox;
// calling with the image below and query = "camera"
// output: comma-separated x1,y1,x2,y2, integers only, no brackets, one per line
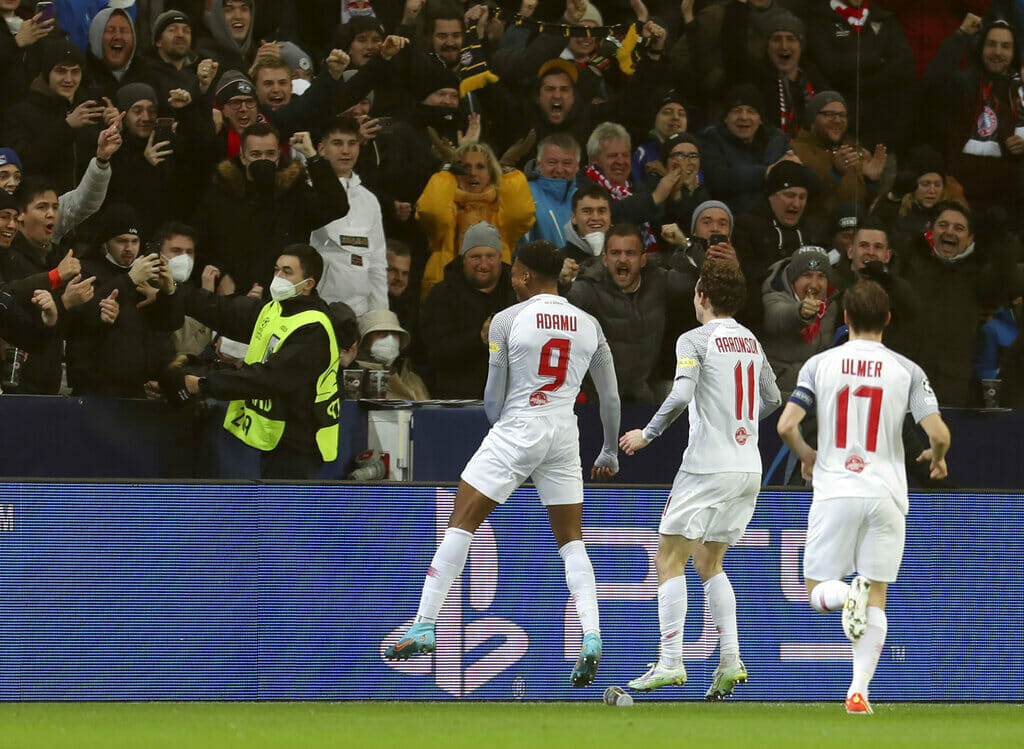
709,233,729,246
448,160,468,176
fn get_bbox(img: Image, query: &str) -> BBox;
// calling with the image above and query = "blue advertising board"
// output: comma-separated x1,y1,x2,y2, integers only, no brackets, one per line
0,483,1020,701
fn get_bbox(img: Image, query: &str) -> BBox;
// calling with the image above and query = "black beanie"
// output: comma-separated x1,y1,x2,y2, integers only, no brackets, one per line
660,132,699,162
722,83,764,117
333,16,386,52
152,10,191,45
98,203,142,245
39,40,86,77
116,82,157,111
765,160,817,195
409,56,460,102
907,144,945,180
215,70,256,107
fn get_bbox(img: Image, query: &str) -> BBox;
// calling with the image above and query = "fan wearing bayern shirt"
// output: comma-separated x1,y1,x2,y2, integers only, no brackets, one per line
385,240,620,691
777,279,950,715
619,258,780,700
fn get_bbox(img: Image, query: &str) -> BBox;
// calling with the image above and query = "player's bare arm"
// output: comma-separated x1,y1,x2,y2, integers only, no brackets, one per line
776,401,817,480
915,412,951,480
619,429,649,455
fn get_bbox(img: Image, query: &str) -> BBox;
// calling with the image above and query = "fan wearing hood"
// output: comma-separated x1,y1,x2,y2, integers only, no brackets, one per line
85,7,149,98
196,0,257,73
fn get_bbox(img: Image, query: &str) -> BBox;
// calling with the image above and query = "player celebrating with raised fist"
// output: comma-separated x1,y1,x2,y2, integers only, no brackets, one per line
385,240,621,689
777,279,951,715
620,259,781,699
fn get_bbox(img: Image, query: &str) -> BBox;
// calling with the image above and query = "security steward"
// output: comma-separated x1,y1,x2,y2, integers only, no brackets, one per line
170,244,350,479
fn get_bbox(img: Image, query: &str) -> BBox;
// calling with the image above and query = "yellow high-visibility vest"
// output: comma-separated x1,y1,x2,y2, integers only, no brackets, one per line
223,302,340,461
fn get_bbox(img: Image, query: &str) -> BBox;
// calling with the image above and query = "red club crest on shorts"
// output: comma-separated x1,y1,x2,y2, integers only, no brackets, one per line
529,391,549,407
734,427,751,445
845,455,866,473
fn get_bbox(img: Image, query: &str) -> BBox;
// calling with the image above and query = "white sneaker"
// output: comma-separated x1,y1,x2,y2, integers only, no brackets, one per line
842,576,871,642
627,661,688,692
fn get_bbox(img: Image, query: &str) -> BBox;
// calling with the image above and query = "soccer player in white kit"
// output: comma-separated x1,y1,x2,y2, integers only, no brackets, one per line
384,240,622,688
777,279,951,715
619,259,781,698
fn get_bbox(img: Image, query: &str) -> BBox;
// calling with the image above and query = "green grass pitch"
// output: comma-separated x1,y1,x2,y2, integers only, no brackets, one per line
1,702,1021,748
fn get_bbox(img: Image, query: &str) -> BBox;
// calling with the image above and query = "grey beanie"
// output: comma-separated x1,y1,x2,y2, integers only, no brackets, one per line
786,245,832,286
460,221,503,255
691,200,734,235
279,41,313,74
342,69,374,106
804,90,846,128
766,11,806,47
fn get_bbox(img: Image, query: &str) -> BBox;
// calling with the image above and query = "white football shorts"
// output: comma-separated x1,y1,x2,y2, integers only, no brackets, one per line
461,414,583,505
659,469,761,543
802,496,906,583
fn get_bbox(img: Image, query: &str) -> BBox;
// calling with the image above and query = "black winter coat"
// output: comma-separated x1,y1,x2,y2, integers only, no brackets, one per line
66,256,183,397
419,258,516,399
0,234,67,393
192,155,349,293
3,78,102,194
567,260,689,404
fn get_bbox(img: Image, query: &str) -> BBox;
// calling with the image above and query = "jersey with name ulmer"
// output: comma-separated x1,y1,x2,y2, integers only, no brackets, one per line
677,317,776,474
488,294,608,419
792,339,939,512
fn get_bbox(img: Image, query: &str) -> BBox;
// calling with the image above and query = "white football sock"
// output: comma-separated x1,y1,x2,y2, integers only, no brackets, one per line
658,575,687,669
703,572,740,667
809,579,850,613
414,527,473,623
559,540,600,636
849,606,887,698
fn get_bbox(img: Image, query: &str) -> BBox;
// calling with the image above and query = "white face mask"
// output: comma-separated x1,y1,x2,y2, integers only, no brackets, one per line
165,253,194,283
269,274,309,301
584,231,605,255
369,334,401,367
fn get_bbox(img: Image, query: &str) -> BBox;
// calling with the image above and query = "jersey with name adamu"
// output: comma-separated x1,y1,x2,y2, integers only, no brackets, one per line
675,317,778,474
487,294,610,419
792,339,940,513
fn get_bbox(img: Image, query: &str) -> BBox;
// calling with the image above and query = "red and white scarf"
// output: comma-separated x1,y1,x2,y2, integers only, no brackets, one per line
830,0,869,32
585,165,660,252
800,287,836,343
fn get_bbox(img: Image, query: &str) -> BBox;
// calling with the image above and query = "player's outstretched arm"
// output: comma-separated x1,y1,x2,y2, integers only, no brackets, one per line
482,363,509,425
589,341,620,480
776,400,816,480
916,412,951,480
634,375,696,448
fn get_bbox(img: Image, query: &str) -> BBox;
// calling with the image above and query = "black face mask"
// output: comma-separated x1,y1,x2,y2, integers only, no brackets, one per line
247,158,277,193
415,103,458,137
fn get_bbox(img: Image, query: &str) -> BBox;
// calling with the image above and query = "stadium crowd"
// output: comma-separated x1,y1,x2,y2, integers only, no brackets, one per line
0,0,1021,430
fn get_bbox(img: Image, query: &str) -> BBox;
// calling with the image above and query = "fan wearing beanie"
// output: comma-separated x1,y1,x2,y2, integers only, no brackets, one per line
721,9,827,138
791,91,887,218
3,39,104,193
760,244,838,395
415,137,535,299
66,202,181,398
419,220,517,399
701,83,791,215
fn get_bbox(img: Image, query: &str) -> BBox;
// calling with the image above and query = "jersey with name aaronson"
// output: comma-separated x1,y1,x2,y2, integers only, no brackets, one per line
792,339,939,512
678,317,776,474
488,293,607,419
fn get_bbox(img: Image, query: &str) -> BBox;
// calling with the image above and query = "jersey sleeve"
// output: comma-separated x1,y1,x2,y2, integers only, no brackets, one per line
487,308,515,368
790,354,820,411
759,350,782,417
674,329,705,382
907,361,941,423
